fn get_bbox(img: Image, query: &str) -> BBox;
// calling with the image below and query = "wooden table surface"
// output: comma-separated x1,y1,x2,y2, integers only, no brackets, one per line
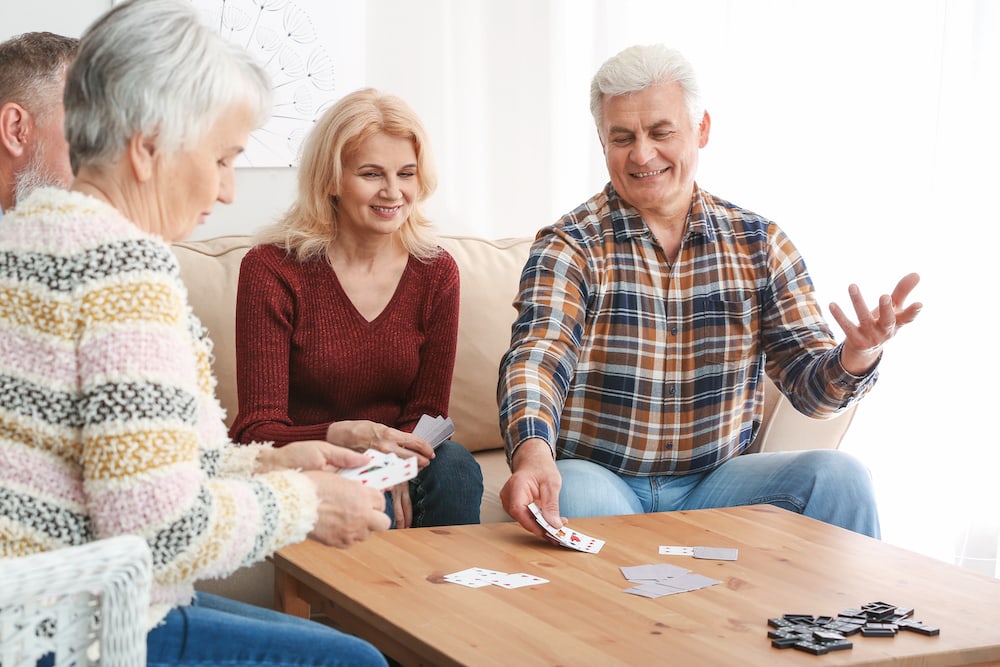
272,505,1000,667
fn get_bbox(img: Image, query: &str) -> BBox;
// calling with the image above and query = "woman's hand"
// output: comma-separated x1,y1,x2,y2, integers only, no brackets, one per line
303,470,390,548
327,420,434,469
256,440,373,474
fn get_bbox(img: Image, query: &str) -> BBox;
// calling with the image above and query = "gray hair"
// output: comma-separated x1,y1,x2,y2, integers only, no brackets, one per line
64,0,272,172
590,44,704,137
0,32,78,124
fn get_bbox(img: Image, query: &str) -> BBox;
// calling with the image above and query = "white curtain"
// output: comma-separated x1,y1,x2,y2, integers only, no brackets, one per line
367,0,1000,573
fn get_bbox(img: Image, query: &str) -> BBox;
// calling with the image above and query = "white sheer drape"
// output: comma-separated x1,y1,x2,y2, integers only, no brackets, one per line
367,0,1000,574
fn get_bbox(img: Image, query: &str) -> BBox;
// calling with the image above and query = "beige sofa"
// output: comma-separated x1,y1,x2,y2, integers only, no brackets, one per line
171,234,856,607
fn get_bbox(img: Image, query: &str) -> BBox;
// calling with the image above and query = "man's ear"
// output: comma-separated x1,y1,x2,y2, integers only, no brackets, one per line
698,111,711,149
0,102,31,158
126,132,157,183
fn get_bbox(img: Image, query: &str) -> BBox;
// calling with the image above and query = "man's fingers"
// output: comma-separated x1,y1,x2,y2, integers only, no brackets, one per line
847,284,876,325
513,507,549,539
896,302,923,326
891,272,921,306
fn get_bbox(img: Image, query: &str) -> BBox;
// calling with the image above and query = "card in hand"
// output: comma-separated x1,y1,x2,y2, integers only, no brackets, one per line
412,414,455,449
527,502,605,554
339,448,417,491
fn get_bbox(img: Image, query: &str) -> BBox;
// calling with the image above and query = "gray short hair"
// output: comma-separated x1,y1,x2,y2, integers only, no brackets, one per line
64,0,272,172
0,32,78,124
590,44,704,137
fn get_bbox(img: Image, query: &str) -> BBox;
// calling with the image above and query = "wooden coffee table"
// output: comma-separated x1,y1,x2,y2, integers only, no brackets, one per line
272,505,1000,666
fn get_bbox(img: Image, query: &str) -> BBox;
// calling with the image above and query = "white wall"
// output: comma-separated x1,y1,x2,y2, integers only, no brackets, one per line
2,0,566,240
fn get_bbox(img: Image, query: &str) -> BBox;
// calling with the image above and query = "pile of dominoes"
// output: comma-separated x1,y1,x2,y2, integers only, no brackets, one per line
767,601,939,655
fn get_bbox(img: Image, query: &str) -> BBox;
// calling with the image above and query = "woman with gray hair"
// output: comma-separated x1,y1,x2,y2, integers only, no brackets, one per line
0,0,389,664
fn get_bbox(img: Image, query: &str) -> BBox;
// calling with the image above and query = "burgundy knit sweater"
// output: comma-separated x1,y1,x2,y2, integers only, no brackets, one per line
228,243,460,446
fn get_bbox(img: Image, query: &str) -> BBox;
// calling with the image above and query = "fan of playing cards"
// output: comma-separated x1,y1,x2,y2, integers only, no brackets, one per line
338,449,418,491
412,414,454,449
528,502,605,554
337,414,455,491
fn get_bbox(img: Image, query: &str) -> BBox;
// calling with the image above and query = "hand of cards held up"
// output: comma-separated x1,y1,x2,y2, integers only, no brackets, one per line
412,414,455,449
338,449,417,491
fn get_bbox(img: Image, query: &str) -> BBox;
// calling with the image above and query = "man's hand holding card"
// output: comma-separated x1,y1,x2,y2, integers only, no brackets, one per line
528,502,605,554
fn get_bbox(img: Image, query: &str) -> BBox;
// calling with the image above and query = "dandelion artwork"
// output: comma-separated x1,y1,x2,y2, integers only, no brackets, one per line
189,0,366,167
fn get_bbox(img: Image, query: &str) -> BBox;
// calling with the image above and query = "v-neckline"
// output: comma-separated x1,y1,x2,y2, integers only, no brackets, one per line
327,254,412,326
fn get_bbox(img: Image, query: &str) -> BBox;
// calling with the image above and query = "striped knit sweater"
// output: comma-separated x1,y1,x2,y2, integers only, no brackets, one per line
0,188,318,628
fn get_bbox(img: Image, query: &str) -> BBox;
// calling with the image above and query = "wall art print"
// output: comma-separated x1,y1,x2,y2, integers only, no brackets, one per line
188,0,366,167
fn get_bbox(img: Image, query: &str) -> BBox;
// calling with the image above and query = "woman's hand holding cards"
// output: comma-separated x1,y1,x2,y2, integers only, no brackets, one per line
303,469,390,548
327,420,434,468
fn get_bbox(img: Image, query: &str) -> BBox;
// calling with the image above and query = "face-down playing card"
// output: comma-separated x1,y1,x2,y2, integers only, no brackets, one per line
412,414,455,449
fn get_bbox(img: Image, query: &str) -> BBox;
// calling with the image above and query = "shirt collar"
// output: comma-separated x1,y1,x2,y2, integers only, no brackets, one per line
605,182,715,242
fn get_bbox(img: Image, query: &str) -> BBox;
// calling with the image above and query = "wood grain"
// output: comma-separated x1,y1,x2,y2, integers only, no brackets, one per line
273,506,1000,666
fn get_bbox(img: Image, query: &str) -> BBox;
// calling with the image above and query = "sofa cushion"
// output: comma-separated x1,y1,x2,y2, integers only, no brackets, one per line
172,235,254,430
436,236,532,452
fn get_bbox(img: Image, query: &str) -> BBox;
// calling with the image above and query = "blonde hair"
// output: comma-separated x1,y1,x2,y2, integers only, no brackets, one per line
257,87,439,261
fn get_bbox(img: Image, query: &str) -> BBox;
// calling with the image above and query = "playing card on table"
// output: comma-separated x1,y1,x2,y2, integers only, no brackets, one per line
693,546,739,561
443,567,506,588
492,572,549,589
620,562,722,598
338,449,417,491
659,545,695,556
412,414,455,449
620,563,690,582
658,545,739,560
527,502,605,554
442,567,549,589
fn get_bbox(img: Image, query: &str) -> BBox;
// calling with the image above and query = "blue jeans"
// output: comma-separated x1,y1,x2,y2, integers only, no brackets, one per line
557,450,881,538
384,440,483,528
146,592,387,666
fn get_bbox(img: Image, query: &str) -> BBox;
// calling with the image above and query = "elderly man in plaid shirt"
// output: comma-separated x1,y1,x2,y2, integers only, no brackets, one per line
498,44,921,541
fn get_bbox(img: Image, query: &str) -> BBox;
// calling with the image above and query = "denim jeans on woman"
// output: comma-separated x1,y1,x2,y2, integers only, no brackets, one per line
384,439,483,528
146,592,387,666
556,449,881,538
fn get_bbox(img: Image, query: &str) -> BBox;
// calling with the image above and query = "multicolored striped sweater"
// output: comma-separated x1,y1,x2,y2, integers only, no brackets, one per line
0,188,318,628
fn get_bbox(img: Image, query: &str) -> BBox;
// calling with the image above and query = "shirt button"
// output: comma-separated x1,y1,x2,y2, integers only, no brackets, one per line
668,386,676,395
665,443,673,449
670,327,677,335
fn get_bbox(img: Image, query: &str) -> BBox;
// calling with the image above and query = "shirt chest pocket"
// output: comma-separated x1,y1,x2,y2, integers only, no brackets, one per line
691,295,755,365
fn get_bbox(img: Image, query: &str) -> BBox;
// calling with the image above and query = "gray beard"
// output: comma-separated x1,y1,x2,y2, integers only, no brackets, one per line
12,146,68,206
14,161,61,206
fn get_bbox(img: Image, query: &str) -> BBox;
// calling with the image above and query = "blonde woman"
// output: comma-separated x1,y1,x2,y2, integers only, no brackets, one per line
230,88,483,528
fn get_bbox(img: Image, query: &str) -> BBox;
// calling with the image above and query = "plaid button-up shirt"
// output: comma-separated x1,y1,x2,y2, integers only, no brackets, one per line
499,183,876,476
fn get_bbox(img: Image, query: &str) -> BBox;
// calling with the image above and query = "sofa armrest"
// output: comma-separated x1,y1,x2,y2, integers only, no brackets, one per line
749,374,857,454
